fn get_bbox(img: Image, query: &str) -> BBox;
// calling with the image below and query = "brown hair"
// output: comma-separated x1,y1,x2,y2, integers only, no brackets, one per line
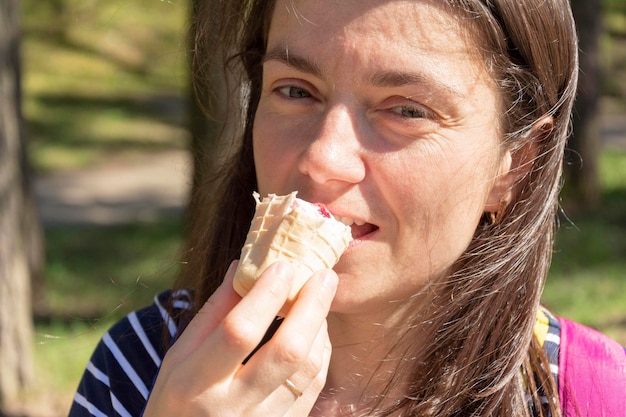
177,0,578,416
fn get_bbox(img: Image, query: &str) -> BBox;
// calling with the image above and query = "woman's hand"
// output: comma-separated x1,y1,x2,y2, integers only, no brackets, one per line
142,260,338,417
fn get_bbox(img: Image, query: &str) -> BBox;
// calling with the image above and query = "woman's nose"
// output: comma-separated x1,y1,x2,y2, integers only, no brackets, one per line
297,106,366,186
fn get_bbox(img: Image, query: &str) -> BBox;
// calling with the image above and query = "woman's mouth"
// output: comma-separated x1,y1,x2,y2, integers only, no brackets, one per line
335,216,379,239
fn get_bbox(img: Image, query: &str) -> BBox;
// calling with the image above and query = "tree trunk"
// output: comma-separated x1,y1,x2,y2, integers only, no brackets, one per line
566,0,602,209
0,0,41,407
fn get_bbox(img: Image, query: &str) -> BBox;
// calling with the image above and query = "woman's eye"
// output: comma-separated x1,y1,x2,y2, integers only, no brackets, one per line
277,86,311,99
391,105,428,119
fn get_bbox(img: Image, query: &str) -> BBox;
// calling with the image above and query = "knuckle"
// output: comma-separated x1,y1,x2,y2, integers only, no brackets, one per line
220,314,261,352
273,335,309,367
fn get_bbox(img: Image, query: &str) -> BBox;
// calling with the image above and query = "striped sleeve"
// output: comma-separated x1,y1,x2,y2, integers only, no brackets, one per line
68,291,188,417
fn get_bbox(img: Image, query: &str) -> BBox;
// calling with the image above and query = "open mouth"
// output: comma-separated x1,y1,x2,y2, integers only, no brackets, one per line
335,216,379,239
349,222,379,239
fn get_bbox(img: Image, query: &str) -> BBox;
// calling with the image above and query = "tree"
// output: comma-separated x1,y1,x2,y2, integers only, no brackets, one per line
566,0,603,209
0,0,43,408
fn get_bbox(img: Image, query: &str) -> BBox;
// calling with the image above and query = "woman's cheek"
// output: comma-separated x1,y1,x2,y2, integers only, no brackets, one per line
253,115,303,192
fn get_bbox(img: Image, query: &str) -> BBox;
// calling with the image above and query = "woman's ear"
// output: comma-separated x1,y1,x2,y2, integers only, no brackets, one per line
485,150,514,214
484,116,553,213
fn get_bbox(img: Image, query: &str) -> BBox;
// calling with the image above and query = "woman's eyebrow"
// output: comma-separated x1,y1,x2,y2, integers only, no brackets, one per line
369,70,465,99
263,46,323,78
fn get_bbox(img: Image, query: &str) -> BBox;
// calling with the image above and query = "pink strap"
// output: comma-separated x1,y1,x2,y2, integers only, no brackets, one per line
558,317,626,416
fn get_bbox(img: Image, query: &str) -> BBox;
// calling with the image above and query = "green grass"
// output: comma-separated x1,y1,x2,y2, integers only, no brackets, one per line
41,219,184,319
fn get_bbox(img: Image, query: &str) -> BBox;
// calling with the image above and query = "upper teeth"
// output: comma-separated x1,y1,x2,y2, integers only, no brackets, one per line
336,216,365,226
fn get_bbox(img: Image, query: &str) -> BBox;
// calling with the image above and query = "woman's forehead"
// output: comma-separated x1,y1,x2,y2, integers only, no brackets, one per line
268,0,481,60
271,0,462,36
266,0,493,91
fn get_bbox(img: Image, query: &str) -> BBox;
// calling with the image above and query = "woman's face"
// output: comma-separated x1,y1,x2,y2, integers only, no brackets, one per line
253,0,512,315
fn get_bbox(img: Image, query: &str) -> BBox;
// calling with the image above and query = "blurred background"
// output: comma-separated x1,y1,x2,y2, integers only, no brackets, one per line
0,0,624,416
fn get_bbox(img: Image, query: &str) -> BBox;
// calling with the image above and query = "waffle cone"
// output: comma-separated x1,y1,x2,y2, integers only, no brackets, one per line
233,192,352,310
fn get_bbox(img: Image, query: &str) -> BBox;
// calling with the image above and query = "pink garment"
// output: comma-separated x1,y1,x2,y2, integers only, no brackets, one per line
558,318,626,416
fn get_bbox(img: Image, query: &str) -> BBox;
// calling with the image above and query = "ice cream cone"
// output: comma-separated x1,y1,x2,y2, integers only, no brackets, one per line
233,192,352,311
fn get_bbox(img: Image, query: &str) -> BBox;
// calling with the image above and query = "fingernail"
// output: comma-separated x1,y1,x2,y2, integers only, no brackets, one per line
226,260,239,277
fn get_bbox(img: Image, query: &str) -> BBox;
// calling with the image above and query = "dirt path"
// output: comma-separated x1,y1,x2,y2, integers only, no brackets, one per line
35,150,191,227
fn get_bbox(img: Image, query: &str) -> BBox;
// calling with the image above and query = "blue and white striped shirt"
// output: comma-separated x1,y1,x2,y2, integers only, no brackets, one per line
69,290,191,417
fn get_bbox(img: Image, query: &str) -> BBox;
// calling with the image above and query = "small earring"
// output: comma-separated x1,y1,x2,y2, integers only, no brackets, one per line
489,200,507,225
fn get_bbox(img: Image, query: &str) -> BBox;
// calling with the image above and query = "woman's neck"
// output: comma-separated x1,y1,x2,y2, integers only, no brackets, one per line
312,308,419,416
